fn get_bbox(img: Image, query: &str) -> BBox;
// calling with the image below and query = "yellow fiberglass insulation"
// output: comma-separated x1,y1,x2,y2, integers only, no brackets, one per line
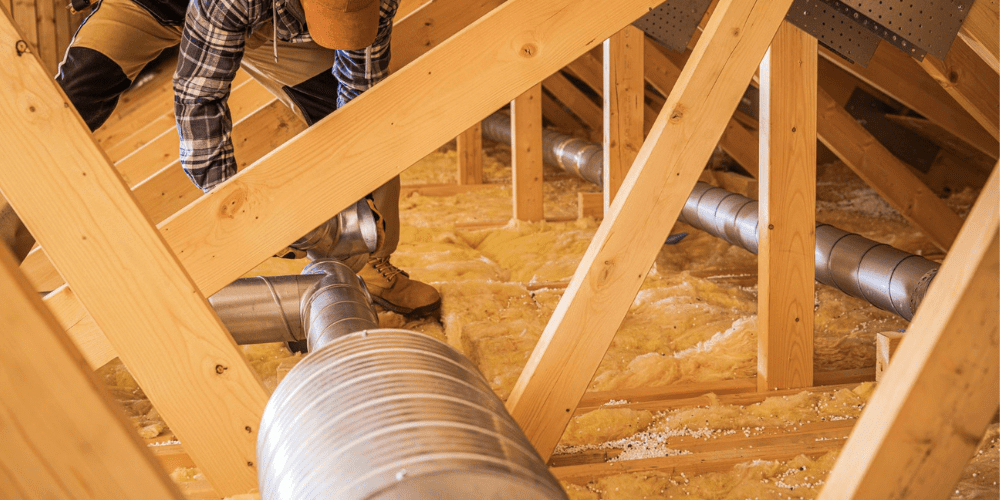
99,143,990,499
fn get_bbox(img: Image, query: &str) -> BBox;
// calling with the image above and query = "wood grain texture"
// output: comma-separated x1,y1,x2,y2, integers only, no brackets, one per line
0,245,185,500
0,15,267,495
603,25,644,206
543,71,603,131
816,87,964,251
919,34,1000,141
820,43,999,157
957,0,998,74
457,122,483,185
874,331,904,382
114,79,274,183
757,22,816,391
47,0,672,370
820,166,999,500
512,84,544,221
577,191,603,219
389,0,505,73
506,0,795,460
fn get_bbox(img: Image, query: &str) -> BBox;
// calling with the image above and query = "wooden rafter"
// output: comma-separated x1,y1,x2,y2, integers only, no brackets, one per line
816,86,964,251
820,165,999,499
506,0,796,460
820,43,999,158
0,245,185,500
757,21,816,391
919,34,1000,141
603,25,644,206
0,11,268,496
457,122,484,185
512,83,544,221
37,0,674,371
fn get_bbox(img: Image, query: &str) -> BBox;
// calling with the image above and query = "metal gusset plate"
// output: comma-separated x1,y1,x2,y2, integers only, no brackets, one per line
632,0,714,52
786,0,882,66
816,0,930,59
829,0,974,59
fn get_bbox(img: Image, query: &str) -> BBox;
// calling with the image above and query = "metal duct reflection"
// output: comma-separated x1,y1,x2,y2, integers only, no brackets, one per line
250,260,568,500
482,112,941,320
258,329,568,500
207,274,320,345
680,181,938,320
481,113,603,186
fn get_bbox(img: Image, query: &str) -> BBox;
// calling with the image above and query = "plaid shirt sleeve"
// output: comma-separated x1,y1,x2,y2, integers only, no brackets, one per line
333,0,398,108
173,0,251,192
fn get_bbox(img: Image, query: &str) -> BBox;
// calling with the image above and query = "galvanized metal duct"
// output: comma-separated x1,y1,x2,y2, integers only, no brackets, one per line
255,259,568,500
208,274,320,345
290,198,380,261
481,113,603,186
681,181,938,320
482,113,940,320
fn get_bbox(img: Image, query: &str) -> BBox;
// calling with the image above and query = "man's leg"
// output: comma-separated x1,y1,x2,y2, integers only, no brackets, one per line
240,33,440,317
56,0,184,131
2,0,184,262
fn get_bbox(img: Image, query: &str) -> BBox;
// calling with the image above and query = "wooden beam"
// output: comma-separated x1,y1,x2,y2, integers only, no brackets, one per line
389,0,505,73
541,90,586,132
543,71,602,132
957,0,998,73
603,25,644,206
816,87,964,251
919,35,1000,141
506,0,795,460
114,79,277,184
577,191,603,219
874,331,904,382
820,165,999,500
819,44,999,158
757,21,816,391
577,39,761,177
456,122,483,185
46,0,677,368
34,0,57,74
19,0,489,293
511,84,544,221
0,245,185,500
0,13,268,496
19,99,306,293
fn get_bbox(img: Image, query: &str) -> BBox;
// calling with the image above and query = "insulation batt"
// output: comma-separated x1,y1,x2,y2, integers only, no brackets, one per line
95,144,992,499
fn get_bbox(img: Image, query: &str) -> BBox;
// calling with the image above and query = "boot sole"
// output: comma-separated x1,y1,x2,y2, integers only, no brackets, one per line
371,294,442,317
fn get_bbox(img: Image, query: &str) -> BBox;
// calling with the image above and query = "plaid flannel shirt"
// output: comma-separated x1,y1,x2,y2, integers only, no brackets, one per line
174,0,397,191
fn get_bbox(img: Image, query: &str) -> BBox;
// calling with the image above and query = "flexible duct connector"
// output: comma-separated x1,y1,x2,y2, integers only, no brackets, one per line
290,199,380,261
482,113,604,186
207,274,321,345
300,259,380,351
257,329,568,500
680,181,939,320
483,112,941,321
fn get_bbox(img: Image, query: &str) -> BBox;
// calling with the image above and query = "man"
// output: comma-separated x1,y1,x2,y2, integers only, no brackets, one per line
2,0,441,317
174,0,439,316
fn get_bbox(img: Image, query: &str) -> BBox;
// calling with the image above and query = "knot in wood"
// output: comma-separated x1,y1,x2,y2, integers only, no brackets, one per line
219,189,247,219
520,42,538,58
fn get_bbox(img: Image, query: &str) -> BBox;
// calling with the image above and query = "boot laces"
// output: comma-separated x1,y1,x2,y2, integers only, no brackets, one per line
370,257,408,282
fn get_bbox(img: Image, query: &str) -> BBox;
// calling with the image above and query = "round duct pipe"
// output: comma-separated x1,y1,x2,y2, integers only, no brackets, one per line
255,260,568,500
258,329,568,500
481,111,940,321
680,182,938,320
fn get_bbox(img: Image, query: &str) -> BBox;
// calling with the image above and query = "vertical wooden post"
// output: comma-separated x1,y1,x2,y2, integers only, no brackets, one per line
506,0,798,460
511,83,544,221
0,244,185,500
603,25,644,207
0,12,267,496
456,122,483,185
757,21,816,391
820,166,999,500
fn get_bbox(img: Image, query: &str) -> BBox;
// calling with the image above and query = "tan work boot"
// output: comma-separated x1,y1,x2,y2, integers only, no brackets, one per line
359,257,441,316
